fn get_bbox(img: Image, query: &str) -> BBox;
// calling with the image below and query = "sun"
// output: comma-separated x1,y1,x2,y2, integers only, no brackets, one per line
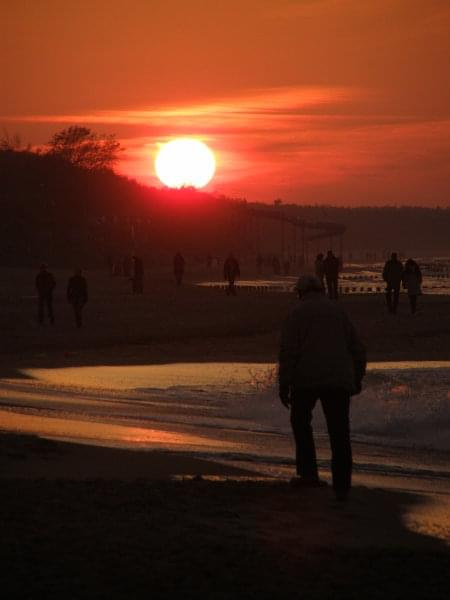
155,138,216,189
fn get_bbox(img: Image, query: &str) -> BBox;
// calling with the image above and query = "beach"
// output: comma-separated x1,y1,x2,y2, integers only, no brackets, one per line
1,268,449,598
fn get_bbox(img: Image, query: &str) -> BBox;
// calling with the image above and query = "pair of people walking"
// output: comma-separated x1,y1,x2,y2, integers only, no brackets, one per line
315,250,340,299
279,275,366,501
383,253,422,314
36,265,88,328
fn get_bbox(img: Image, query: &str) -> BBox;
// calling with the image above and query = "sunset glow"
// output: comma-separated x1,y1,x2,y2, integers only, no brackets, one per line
154,139,216,189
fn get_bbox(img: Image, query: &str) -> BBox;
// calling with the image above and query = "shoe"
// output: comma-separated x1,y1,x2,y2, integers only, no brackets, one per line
290,477,328,489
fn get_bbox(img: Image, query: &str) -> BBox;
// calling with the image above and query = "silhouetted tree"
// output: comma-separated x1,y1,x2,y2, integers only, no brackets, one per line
47,126,121,170
0,130,29,151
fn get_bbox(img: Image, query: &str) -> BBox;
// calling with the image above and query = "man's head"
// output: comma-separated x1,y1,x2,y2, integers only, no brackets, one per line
40,263,47,272
327,250,333,258
294,275,324,298
74,268,82,276
317,253,323,260
391,252,398,260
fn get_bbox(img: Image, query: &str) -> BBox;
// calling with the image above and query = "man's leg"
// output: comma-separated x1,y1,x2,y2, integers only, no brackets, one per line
320,391,352,497
38,296,44,324
409,295,417,314
385,287,393,312
47,295,54,324
74,303,82,328
392,286,400,314
325,276,332,299
333,277,339,299
290,393,319,481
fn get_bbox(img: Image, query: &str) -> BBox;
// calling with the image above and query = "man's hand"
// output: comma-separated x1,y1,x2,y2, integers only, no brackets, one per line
279,386,291,409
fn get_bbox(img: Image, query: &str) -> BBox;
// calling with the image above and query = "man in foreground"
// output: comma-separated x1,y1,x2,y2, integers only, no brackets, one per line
279,275,366,501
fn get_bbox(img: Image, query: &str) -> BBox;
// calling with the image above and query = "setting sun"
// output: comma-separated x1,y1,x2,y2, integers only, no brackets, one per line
154,138,216,189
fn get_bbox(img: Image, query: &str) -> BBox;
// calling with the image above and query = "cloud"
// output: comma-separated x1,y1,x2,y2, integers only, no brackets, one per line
2,84,449,205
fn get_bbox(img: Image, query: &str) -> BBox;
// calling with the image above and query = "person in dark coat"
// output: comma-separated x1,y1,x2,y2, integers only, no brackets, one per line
173,252,185,286
279,275,366,501
223,253,240,295
131,256,144,294
402,259,422,314
382,252,404,314
323,250,340,299
35,264,56,325
67,269,88,328
314,253,325,287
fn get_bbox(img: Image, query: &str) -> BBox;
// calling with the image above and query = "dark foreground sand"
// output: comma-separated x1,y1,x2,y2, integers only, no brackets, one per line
1,433,449,599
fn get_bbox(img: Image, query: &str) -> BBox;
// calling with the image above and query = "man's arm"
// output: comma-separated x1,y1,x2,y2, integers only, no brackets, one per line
278,313,299,407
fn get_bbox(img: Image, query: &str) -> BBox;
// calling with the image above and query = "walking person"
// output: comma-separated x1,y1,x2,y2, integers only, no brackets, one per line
131,256,144,294
323,250,340,299
35,263,56,325
402,259,422,314
173,252,185,286
278,275,366,501
314,253,325,288
67,269,88,328
223,253,240,296
382,252,404,314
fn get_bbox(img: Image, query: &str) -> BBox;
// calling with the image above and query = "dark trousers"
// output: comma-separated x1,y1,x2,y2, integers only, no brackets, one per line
408,295,418,314
38,294,54,324
175,271,183,286
226,278,237,295
71,301,84,328
325,276,338,299
386,285,400,313
290,389,352,492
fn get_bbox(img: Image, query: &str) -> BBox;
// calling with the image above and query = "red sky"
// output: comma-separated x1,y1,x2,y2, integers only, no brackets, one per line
2,0,450,206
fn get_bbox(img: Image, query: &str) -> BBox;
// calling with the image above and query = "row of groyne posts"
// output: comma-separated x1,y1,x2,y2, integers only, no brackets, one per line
203,282,385,294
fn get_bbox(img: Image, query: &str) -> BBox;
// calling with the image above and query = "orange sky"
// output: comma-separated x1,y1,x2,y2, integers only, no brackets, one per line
2,0,450,206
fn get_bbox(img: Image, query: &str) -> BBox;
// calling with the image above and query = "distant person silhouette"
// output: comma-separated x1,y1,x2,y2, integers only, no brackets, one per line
67,269,88,328
283,258,290,275
382,252,404,314
224,253,240,295
173,252,185,286
402,259,422,314
279,275,366,501
323,250,340,299
314,253,325,287
131,256,144,294
35,263,56,325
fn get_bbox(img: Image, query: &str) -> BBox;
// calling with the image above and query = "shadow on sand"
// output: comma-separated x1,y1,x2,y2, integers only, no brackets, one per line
1,434,449,599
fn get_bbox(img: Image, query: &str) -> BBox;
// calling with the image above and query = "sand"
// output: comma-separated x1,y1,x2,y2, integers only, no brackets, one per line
1,268,449,598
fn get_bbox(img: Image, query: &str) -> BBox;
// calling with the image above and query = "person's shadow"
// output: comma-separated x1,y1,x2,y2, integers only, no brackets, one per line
1,442,449,599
